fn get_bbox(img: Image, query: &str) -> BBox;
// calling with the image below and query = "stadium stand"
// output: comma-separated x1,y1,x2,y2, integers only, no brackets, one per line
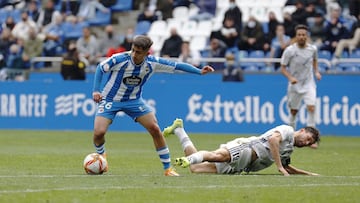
87,9,112,26
2,0,360,81
111,0,133,12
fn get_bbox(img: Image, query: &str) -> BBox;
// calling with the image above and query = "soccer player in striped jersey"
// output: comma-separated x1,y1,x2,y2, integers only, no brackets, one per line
164,118,320,176
92,35,214,176
280,24,322,148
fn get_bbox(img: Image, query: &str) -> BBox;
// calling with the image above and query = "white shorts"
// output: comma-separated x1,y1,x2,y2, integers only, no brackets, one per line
215,138,254,174
287,86,316,109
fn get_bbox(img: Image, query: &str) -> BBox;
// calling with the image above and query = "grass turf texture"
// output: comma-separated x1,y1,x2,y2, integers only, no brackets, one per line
0,130,359,203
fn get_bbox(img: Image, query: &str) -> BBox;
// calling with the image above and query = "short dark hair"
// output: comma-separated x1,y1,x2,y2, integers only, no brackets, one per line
295,24,308,32
304,126,320,144
133,35,153,50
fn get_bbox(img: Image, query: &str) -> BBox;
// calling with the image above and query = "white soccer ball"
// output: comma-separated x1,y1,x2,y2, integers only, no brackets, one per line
83,153,108,175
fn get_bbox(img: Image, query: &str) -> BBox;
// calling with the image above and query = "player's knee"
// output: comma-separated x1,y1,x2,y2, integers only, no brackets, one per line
147,124,162,137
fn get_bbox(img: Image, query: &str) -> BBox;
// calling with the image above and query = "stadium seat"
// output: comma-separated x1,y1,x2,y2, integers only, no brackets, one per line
190,36,208,51
179,20,197,39
134,20,152,35
172,6,189,22
87,10,111,26
0,9,8,24
148,20,167,37
111,0,133,12
318,50,332,60
249,50,266,69
349,49,360,58
194,20,212,37
62,21,88,40
10,8,21,23
166,18,183,34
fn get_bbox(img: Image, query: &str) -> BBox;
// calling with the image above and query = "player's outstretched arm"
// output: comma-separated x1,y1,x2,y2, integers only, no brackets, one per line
268,132,290,176
284,165,319,176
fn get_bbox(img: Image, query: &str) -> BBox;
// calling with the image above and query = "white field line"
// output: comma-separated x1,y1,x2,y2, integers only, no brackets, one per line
0,182,359,194
0,174,359,178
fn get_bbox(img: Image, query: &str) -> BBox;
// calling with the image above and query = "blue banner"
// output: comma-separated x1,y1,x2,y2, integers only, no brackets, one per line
0,73,359,136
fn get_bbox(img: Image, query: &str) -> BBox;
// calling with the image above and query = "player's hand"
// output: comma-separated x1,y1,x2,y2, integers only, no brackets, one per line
92,91,102,103
309,172,320,176
290,77,298,84
201,65,214,74
279,167,290,176
315,71,322,81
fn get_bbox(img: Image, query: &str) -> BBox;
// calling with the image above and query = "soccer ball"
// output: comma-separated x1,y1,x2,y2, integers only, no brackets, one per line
83,153,108,175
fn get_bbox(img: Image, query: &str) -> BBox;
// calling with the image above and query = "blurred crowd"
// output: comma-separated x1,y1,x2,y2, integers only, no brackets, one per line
0,0,359,81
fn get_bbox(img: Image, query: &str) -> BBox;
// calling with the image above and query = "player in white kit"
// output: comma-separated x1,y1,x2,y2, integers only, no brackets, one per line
281,25,321,148
163,118,320,176
280,24,322,132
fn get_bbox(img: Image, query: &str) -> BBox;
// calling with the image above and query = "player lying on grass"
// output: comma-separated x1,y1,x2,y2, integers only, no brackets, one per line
163,119,320,176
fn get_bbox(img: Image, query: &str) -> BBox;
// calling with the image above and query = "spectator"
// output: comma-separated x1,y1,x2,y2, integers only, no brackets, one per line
222,53,243,82
291,1,308,25
61,42,86,80
333,14,360,60
268,24,291,70
0,28,16,69
210,17,238,49
137,5,158,24
178,41,201,67
76,26,100,70
37,0,62,29
2,16,16,31
349,0,360,17
156,0,173,20
26,0,40,23
308,12,325,47
105,44,126,57
267,11,280,42
120,27,134,51
238,16,266,51
160,27,183,57
173,0,191,8
12,10,38,40
320,6,350,54
99,0,116,7
201,37,227,70
98,25,121,56
77,0,110,22
189,0,216,22
223,0,242,33
2,43,26,81
42,14,65,57
60,0,80,16
22,27,44,69
283,12,296,38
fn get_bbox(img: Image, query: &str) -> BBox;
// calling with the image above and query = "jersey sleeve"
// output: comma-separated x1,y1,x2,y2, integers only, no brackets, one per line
274,125,294,143
280,46,292,66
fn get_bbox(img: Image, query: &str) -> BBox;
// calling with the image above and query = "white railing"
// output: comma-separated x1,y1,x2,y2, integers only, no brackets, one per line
23,56,360,75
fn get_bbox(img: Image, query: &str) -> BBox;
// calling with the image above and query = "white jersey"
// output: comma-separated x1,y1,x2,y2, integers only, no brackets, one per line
281,43,318,93
247,125,295,172
98,52,178,102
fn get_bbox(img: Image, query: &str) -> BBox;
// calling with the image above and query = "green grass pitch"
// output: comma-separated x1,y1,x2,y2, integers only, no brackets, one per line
0,130,359,203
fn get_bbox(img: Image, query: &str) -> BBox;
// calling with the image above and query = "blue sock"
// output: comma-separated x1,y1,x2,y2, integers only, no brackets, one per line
157,146,171,170
94,143,105,155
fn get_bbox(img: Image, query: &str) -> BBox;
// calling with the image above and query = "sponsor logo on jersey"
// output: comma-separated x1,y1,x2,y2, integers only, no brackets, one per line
123,76,142,86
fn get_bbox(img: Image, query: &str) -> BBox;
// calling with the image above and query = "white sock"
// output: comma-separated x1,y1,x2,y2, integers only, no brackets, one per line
289,114,297,129
187,152,203,164
307,111,316,127
174,128,194,151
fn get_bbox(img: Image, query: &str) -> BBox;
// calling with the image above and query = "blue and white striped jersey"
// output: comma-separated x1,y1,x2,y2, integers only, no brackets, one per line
93,52,201,102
